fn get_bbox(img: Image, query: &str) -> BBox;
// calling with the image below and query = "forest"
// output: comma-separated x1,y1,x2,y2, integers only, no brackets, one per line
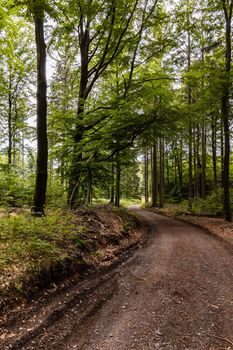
1,1,233,348
0,0,232,218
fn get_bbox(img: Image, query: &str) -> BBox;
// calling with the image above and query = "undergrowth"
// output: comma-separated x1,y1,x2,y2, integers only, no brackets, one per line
0,205,140,310
0,210,86,306
0,211,85,270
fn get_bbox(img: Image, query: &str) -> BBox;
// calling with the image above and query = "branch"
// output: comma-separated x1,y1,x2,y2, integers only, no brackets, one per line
222,0,228,19
103,115,158,161
85,106,113,115
133,77,175,85
83,114,110,132
86,0,139,96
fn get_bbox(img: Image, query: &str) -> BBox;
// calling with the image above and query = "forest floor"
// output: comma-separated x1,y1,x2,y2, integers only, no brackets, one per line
0,205,147,313
1,207,233,350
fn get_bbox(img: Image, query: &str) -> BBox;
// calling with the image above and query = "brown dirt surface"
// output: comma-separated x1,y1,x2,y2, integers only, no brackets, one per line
1,207,233,350
176,214,233,246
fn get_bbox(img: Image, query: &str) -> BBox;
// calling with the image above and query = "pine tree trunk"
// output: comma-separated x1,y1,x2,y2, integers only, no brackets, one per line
32,14,48,216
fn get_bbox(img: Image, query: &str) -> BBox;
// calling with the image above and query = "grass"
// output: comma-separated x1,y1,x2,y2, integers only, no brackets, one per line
0,211,84,267
0,205,141,310
0,210,86,305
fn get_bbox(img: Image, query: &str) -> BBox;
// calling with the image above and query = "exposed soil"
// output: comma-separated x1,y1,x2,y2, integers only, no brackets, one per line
0,205,144,311
1,207,233,350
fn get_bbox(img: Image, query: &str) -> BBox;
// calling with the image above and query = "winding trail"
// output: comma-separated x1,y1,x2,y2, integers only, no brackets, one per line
1,207,233,349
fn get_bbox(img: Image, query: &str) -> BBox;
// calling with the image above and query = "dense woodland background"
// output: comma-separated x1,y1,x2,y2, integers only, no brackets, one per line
0,0,233,220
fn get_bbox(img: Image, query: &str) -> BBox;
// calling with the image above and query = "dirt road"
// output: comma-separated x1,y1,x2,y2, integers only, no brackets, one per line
1,208,233,350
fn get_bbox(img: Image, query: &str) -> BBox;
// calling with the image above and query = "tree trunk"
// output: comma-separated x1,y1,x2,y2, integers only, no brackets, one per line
68,17,90,206
85,168,92,205
151,140,158,207
188,119,193,209
110,163,115,204
144,149,149,204
211,114,217,187
196,123,202,198
165,142,170,187
193,124,198,198
220,117,224,188
32,13,48,216
8,75,12,167
221,3,232,221
159,135,164,208
178,137,183,191
21,132,25,176
187,26,193,210
115,153,121,207
201,116,206,198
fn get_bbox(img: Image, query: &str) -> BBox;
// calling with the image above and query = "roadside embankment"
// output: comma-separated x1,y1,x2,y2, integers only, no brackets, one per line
0,205,147,313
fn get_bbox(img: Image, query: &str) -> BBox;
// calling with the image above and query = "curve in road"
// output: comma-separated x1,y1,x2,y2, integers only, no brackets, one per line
2,208,233,350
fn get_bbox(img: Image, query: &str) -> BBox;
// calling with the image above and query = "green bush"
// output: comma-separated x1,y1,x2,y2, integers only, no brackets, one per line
0,211,85,271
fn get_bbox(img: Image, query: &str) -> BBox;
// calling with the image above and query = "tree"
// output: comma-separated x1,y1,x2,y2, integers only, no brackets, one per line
57,0,160,206
221,0,233,221
31,1,48,216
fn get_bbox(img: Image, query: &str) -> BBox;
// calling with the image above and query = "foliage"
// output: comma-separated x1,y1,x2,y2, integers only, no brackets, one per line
0,0,231,219
0,211,84,270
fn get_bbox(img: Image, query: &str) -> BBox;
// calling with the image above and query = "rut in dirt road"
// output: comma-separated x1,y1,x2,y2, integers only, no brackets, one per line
2,208,233,350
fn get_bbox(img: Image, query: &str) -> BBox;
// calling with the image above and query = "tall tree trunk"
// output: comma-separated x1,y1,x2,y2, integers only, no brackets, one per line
165,143,170,187
220,117,224,188
187,27,193,210
110,163,115,204
159,135,164,208
21,132,25,176
8,75,12,167
144,149,149,204
201,48,206,199
178,137,183,192
222,1,232,221
32,13,48,216
60,159,65,187
151,139,158,207
193,124,198,198
115,152,121,207
49,159,53,191
68,16,90,206
85,168,92,205
196,123,202,198
174,156,178,189
211,114,217,187
201,116,206,198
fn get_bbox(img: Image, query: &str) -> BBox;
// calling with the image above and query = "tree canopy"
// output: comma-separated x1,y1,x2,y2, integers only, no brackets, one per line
0,0,232,220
